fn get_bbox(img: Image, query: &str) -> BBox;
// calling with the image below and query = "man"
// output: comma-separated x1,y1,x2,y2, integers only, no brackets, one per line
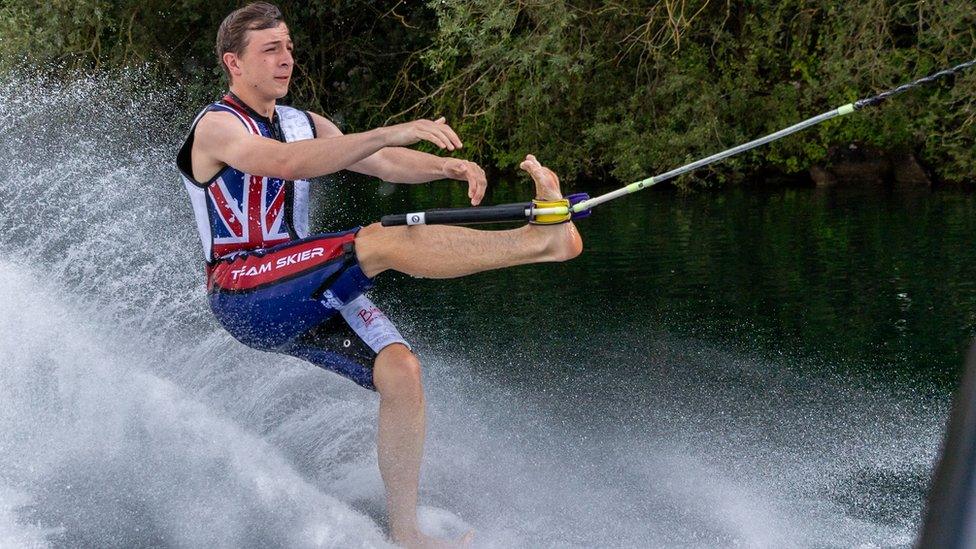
176,3,582,547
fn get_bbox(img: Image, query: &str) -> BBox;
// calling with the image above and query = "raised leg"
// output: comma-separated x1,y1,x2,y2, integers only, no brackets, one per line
355,155,583,279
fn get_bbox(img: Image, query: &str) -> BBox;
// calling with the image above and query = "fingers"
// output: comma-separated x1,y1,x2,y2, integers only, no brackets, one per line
436,119,464,150
444,158,488,206
388,117,465,150
419,129,450,150
417,118,463,151
468,163,487,205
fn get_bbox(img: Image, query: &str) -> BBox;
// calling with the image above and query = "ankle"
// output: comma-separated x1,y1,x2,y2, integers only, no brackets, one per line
527,223,582,262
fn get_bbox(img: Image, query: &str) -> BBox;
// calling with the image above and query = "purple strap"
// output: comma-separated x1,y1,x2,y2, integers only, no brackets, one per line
567,193,592,220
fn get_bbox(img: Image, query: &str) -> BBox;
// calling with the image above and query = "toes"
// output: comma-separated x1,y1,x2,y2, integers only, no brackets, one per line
543,167,560,186
520,153,541,166
520,162,546,182
519,155,541,173
520,155,562,199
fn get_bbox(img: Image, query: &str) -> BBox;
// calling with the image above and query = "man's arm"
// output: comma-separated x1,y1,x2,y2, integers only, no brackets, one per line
192,110,463,182
309,112,488,206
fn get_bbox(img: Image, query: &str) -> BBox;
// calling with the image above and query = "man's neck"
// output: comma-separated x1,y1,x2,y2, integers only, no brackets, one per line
228,86,276,119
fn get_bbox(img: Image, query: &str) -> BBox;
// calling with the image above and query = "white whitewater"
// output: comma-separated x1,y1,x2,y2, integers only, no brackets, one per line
0,68,945,548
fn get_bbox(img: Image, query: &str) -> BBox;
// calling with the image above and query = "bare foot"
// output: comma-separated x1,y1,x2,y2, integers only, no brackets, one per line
394,529,474,549
519,154,563,201
519,154,583,261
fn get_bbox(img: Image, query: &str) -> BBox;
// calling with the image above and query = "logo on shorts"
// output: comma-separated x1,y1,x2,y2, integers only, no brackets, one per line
357,306,384,327
321,290,345,309
230,247,326,281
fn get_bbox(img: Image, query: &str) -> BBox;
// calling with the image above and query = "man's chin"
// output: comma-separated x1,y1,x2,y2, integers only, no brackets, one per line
272,81,290,98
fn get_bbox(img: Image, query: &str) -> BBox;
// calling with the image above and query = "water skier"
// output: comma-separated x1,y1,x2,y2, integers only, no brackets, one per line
175,3,582,547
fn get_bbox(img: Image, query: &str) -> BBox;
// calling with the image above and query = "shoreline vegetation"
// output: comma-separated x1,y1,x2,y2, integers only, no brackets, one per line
2,0,973,189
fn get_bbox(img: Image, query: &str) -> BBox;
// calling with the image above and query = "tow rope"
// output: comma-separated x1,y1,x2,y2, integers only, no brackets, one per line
381,58,975,227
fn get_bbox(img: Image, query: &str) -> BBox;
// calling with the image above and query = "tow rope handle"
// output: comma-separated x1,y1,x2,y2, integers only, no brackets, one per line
381,193,592,227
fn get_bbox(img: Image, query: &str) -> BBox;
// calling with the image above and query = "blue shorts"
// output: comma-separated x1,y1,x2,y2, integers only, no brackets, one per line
206,228,409,390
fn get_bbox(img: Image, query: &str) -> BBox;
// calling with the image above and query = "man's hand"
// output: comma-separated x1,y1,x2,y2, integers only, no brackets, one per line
443,158,488,206
381,117,463,151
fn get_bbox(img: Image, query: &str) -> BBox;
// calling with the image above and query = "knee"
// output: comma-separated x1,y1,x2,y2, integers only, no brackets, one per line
355,223,408,278
373,344,423,398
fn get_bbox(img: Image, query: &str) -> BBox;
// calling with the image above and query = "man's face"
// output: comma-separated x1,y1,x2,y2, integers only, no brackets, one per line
228,22,293,98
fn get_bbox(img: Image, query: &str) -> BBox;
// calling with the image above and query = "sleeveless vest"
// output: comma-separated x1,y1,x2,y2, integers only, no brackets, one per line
176,93,316,263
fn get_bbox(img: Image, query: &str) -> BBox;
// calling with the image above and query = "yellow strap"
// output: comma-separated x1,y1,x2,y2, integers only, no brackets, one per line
529,198,572,225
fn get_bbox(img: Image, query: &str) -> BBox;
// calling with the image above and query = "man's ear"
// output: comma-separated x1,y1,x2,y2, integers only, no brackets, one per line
223,52,243,78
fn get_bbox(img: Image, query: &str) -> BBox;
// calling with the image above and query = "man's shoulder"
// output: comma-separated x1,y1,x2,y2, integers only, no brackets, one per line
194,109,249,141
184,109,251,171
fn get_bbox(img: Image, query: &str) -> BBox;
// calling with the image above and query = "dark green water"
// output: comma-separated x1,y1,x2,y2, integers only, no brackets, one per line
322,177,976,394
307,176,975,543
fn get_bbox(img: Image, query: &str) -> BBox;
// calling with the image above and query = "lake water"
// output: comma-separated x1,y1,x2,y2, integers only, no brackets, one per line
339,177,976,391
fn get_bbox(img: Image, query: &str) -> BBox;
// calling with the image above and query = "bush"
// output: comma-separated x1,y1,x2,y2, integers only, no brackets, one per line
422,0,976,185
1,0,973,185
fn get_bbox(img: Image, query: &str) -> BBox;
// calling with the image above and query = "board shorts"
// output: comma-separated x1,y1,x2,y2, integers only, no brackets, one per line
206,227,409,391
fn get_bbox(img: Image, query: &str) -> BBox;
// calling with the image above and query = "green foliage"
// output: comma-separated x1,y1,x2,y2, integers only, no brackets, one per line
0,1,438,128
423,0,976,185
1,0,973,185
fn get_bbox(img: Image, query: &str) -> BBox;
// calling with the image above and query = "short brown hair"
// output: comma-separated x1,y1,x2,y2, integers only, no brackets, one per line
216,2,284,80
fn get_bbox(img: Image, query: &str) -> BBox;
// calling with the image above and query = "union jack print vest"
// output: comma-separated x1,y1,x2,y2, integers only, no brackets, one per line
177,93,315,263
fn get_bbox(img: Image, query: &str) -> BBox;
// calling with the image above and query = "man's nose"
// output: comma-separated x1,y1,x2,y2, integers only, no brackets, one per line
281,49,293,66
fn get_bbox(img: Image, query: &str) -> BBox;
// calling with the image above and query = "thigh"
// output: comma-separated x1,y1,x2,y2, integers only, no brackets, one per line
281,295,411,391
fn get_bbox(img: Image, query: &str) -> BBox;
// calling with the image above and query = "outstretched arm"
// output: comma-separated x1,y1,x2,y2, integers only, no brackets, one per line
191,110,463,183
309,112,487,206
